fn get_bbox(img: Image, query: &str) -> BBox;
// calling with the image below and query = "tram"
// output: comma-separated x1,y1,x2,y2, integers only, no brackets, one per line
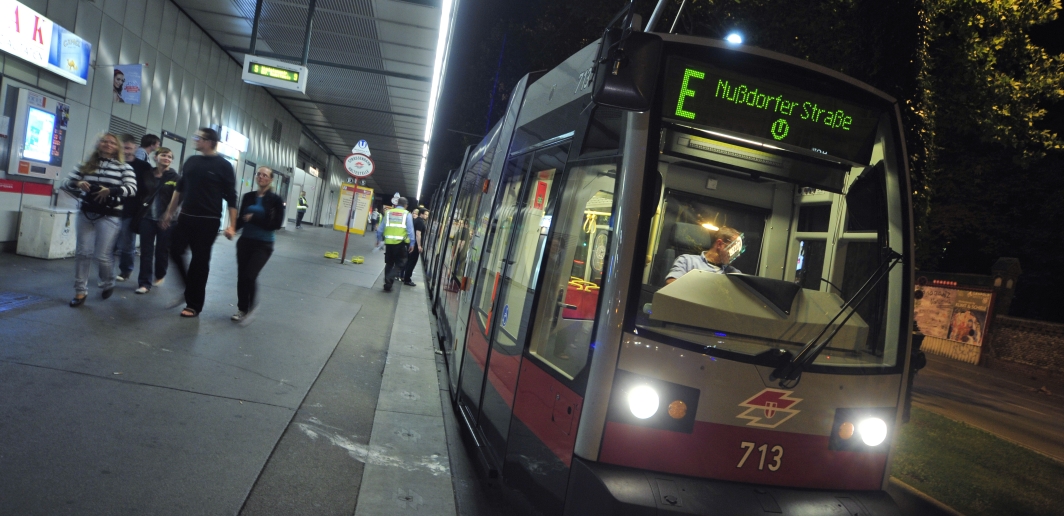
424,8,913,515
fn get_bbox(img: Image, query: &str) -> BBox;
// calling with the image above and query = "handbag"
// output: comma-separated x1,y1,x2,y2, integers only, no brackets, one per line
129,179,165,234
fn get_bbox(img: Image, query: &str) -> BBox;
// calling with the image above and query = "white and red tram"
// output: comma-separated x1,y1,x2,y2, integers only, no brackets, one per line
424,11,914,516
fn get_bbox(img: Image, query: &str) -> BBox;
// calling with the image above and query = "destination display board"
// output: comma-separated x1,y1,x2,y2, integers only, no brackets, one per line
661,56,882,164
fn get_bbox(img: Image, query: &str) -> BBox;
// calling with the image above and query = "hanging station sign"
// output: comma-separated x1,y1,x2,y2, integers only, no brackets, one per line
344,153,374,179
1,0,92,84
241,54,308,93
345,140,374,179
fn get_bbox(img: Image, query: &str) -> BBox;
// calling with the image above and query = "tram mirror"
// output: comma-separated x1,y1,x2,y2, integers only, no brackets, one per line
592,30,663,112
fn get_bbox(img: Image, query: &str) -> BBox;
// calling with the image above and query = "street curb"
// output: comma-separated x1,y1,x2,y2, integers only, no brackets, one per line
889,477,965,516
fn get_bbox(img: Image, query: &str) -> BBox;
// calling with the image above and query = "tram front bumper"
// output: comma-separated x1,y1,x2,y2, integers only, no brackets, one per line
565,457,901,516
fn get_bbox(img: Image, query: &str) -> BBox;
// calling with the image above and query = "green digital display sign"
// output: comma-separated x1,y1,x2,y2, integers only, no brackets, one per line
662,57,881,164
248,62,300,83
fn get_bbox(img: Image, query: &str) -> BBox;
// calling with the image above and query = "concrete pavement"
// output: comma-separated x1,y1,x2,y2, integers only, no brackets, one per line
0,226,480,515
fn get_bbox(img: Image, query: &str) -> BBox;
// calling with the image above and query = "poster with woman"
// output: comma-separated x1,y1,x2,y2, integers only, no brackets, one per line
113,65,143,104
914,286,992,346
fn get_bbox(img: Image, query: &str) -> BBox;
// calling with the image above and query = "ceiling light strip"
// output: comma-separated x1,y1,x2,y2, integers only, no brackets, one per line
417,0,456,201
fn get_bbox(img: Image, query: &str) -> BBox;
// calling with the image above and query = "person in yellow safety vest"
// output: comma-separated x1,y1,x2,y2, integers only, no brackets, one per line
376,196,415,292
296,191,308,228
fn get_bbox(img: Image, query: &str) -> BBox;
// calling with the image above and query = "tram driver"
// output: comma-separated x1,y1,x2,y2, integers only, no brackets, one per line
664,226,743,285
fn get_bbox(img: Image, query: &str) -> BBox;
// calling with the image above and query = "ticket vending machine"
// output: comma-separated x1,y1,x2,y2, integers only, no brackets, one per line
7,88,69,181
1,88,74,251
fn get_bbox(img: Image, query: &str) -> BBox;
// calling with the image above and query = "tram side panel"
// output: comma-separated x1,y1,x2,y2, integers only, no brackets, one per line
429,159,468,308
436,40,619,514
454,74,538,425
424,168,455,294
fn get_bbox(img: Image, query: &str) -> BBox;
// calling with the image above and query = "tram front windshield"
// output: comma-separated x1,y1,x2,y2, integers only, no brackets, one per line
633,49,908,371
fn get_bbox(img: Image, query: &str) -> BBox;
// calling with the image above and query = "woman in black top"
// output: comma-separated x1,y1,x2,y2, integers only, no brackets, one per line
134,147,181,294
66,133,137,307
232,167,286,323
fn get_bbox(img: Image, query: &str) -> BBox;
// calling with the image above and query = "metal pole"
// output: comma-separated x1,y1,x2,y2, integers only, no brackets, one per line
646,0,671,33
301,0,317,67
668,0,687,34
249,0,264,55
340,189,355,263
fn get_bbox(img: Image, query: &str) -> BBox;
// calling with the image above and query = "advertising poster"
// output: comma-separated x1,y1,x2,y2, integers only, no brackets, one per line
533,180,548,210
113,65,143,104
2,1,91,84
334,184,356,232
914,286,992,346
333,184,374,234
48,25,91,84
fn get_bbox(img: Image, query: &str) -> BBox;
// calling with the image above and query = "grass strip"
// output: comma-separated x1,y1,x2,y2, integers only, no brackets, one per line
892,407,1064,516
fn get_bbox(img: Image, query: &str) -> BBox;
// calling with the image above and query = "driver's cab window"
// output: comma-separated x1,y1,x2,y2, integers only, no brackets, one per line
645,189,769,289
635,125,904,371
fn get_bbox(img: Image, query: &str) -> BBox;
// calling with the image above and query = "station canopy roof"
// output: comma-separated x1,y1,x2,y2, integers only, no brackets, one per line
172,0,441,197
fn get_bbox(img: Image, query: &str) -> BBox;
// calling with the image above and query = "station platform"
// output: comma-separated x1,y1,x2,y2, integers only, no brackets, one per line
0,226,505,515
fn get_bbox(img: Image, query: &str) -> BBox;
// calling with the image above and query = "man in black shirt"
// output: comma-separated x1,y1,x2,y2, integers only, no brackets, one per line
160,127,238,317
401,208,427,286
114,134,154,282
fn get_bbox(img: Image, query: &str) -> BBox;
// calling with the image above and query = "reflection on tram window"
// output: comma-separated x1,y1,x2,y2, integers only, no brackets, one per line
529,161,617,380
633,156,903,369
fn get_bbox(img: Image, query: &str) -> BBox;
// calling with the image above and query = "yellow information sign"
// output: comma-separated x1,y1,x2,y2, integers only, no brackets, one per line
334,184,373,235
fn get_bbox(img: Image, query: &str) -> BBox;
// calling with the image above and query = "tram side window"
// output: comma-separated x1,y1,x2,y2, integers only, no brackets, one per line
528,160,618,380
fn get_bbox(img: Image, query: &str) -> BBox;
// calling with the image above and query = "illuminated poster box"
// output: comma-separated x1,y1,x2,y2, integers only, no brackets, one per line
0,0,91,84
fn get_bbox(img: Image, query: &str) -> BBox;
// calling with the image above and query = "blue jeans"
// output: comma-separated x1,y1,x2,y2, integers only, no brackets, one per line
114,217,137,276
138,218,172,288
74,212,121,294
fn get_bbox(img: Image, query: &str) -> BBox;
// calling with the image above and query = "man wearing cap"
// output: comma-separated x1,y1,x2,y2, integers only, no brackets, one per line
376,197,416,292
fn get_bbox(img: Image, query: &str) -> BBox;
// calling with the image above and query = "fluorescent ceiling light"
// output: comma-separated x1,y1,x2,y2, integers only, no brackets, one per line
417,0,455,201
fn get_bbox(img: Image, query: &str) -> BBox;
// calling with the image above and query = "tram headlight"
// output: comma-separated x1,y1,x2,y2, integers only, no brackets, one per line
858,417,888,446
609,369,700,433
627,385,660,419
829,407,894,452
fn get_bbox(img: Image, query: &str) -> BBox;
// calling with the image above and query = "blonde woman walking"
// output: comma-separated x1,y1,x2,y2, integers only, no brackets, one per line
66,133,137,307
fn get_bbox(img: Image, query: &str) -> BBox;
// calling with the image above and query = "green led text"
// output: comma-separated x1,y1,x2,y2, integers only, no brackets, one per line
676,68,705,119
709,77,855,133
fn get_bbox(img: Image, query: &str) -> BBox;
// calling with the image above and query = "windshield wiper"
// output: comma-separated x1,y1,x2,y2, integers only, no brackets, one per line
769,248,902,388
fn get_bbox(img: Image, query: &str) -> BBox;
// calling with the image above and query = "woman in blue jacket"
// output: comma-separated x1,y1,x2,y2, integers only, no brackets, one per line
232,167,286,323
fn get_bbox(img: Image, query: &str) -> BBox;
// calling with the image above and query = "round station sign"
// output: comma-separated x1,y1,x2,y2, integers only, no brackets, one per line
345,153,374,178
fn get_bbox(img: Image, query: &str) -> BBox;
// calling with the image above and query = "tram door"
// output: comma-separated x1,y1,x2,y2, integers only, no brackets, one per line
460,142,570,462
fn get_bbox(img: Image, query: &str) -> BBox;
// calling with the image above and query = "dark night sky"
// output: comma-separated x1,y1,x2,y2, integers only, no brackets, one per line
423,3,1064,204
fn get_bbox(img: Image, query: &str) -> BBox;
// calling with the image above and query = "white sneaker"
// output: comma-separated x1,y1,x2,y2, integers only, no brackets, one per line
135,286,149,294
231,311,247,322
153,278,165,286
116,274,129,282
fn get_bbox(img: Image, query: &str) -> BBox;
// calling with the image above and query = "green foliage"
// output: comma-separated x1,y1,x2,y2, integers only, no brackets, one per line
922,0,1063,162
893,407,1064,516
914,0,1064,284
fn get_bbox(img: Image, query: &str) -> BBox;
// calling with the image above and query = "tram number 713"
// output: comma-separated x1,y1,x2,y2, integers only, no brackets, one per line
737,442,783,471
